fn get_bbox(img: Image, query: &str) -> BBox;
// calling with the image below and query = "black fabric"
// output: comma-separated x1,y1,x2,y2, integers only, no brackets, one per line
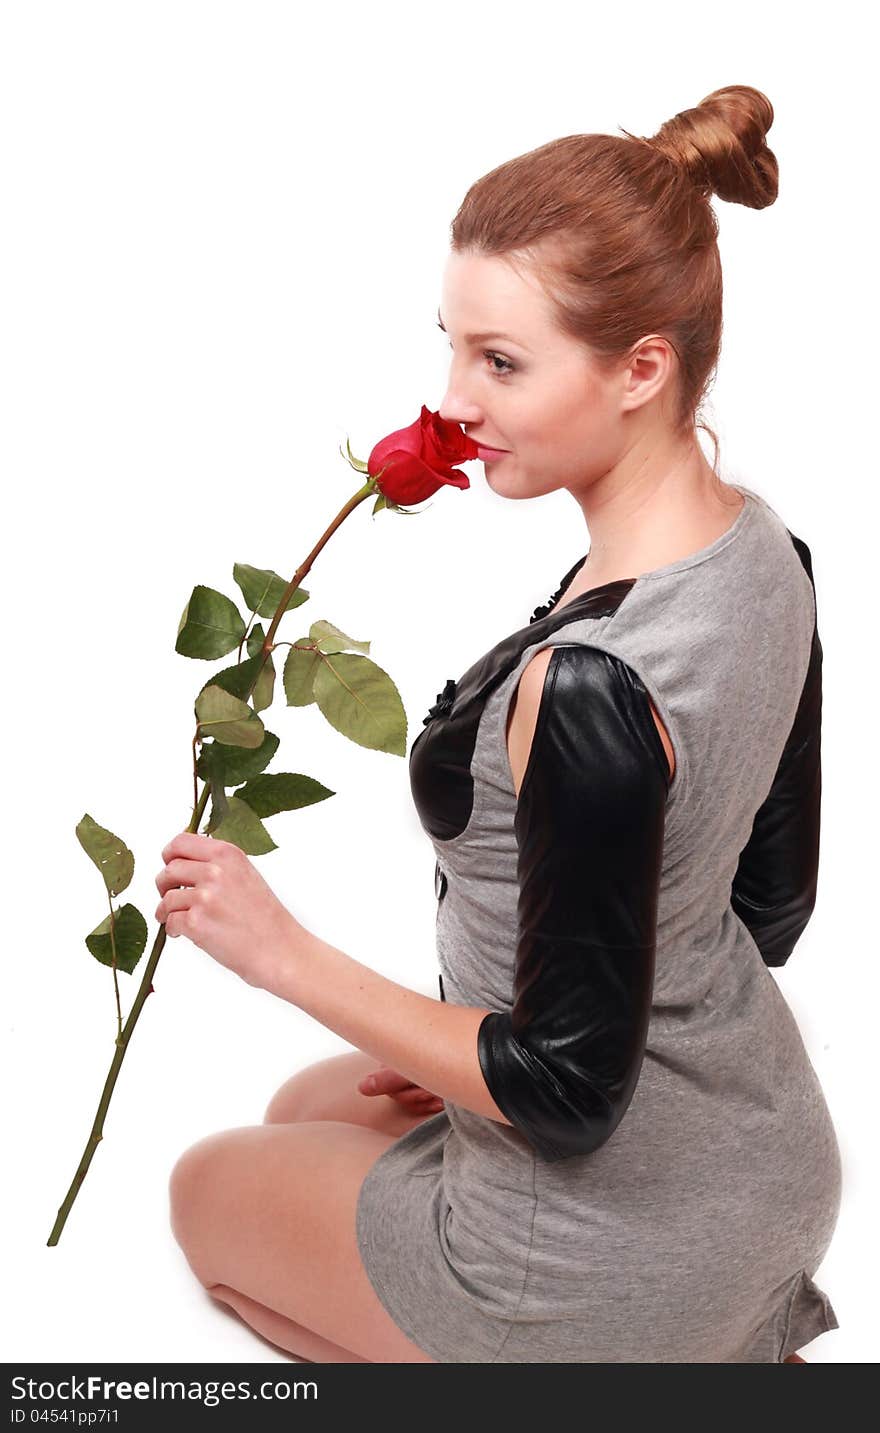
730,534,822,967
409,579,636,843
528,552,589,624
477,644,669,1162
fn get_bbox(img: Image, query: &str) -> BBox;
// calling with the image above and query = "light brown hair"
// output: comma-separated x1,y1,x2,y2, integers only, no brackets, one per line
448,86,779,473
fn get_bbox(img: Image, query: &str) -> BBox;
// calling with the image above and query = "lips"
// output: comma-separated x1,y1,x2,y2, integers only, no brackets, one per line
475,444,510,460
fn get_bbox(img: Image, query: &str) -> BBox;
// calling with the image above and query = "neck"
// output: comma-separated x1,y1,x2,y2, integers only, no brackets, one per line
573,432,739,572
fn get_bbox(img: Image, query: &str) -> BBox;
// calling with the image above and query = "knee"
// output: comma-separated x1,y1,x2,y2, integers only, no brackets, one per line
167,1136,220,1245
262,1061,328,1125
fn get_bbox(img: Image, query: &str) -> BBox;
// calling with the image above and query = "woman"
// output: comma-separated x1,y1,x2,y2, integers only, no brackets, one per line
161,84,842,1362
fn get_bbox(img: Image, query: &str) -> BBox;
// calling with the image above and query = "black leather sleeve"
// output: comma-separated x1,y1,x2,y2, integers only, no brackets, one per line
477,644,669,1163
730,538,822,968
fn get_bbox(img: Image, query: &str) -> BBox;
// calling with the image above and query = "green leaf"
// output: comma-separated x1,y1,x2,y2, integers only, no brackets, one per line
196,729,280,786
85,903,148,974
246,624,265,658
236,771,335,818
176,586,247,660
206,794,277,854
196,648,275,714
198,743,230,832
198,652,262,702
282,644,322,706
75,815,135,897
194,684,265,748
246,625,276,712
313,652,407,755
253,658,276,713
233,563,310,620
309,619,371,656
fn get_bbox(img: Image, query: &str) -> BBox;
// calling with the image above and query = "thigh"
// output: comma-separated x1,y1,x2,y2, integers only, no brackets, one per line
168,1119,437,1363
263,1050,440,1138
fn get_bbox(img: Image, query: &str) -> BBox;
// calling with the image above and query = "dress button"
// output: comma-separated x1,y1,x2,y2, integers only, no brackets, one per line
434,860,448,901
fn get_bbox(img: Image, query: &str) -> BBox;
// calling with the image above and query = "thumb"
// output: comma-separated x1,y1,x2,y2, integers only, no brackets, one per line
359,1066,411,1095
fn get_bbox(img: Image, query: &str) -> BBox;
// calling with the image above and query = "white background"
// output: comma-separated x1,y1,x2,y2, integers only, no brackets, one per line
2,0,875,1366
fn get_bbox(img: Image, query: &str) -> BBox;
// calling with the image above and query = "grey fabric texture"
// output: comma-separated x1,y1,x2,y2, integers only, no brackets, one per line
355,483,843,1363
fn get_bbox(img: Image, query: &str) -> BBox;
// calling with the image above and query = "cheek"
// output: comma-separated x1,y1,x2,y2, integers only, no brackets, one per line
523,384,598,455
508,385,568,446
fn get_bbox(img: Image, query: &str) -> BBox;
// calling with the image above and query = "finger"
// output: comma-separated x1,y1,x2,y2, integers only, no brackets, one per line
155,857,207,896
362,1068,414,1095
156,885,196,927
395,1088,441,1108
375,1066,418,1094
402,1086,443,1104
161,831,225,864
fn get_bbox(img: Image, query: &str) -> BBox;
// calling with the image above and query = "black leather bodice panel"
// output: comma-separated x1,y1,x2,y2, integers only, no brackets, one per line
409,575,637,843
730,532,822,966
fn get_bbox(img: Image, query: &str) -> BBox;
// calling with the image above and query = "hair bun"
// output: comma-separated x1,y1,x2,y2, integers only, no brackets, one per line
642,85,778,209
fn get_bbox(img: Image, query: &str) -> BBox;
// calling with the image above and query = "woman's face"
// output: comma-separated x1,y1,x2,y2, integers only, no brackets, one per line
437,249,634,500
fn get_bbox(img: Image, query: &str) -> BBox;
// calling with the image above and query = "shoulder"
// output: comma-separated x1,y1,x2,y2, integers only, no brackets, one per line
506,643,675,802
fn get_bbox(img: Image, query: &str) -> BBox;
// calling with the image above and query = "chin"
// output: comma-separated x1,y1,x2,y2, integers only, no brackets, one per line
484,463,534,500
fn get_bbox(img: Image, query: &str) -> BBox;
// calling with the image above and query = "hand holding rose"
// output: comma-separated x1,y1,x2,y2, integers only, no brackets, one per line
155,831,301,991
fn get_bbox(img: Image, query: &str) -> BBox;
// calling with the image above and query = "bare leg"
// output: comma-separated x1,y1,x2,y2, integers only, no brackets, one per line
207,1283,369,1363
169,1120,437,1363
170,1052,444,1363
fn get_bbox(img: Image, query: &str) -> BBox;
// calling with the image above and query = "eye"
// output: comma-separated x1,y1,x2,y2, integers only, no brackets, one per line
438,325,515,377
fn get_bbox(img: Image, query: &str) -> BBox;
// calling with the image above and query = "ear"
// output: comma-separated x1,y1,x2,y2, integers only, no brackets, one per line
619,335,678,414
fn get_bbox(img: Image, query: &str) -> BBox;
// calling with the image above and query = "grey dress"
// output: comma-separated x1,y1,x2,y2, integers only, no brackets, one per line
355,483,842,1363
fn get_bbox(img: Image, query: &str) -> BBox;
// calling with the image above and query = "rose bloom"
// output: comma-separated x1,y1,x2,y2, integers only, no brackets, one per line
368,405,478,505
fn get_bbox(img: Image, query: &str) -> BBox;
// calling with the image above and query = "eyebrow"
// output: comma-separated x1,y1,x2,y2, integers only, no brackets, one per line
436,308,528,348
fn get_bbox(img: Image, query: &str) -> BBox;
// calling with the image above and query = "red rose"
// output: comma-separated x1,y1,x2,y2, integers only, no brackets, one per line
367,405,479,505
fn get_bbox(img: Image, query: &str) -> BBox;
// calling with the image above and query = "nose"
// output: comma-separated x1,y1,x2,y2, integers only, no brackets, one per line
437,392,483,428
437,365,484,428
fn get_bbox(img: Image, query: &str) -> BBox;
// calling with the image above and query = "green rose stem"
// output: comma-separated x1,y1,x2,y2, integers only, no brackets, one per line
46,474,380,1247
